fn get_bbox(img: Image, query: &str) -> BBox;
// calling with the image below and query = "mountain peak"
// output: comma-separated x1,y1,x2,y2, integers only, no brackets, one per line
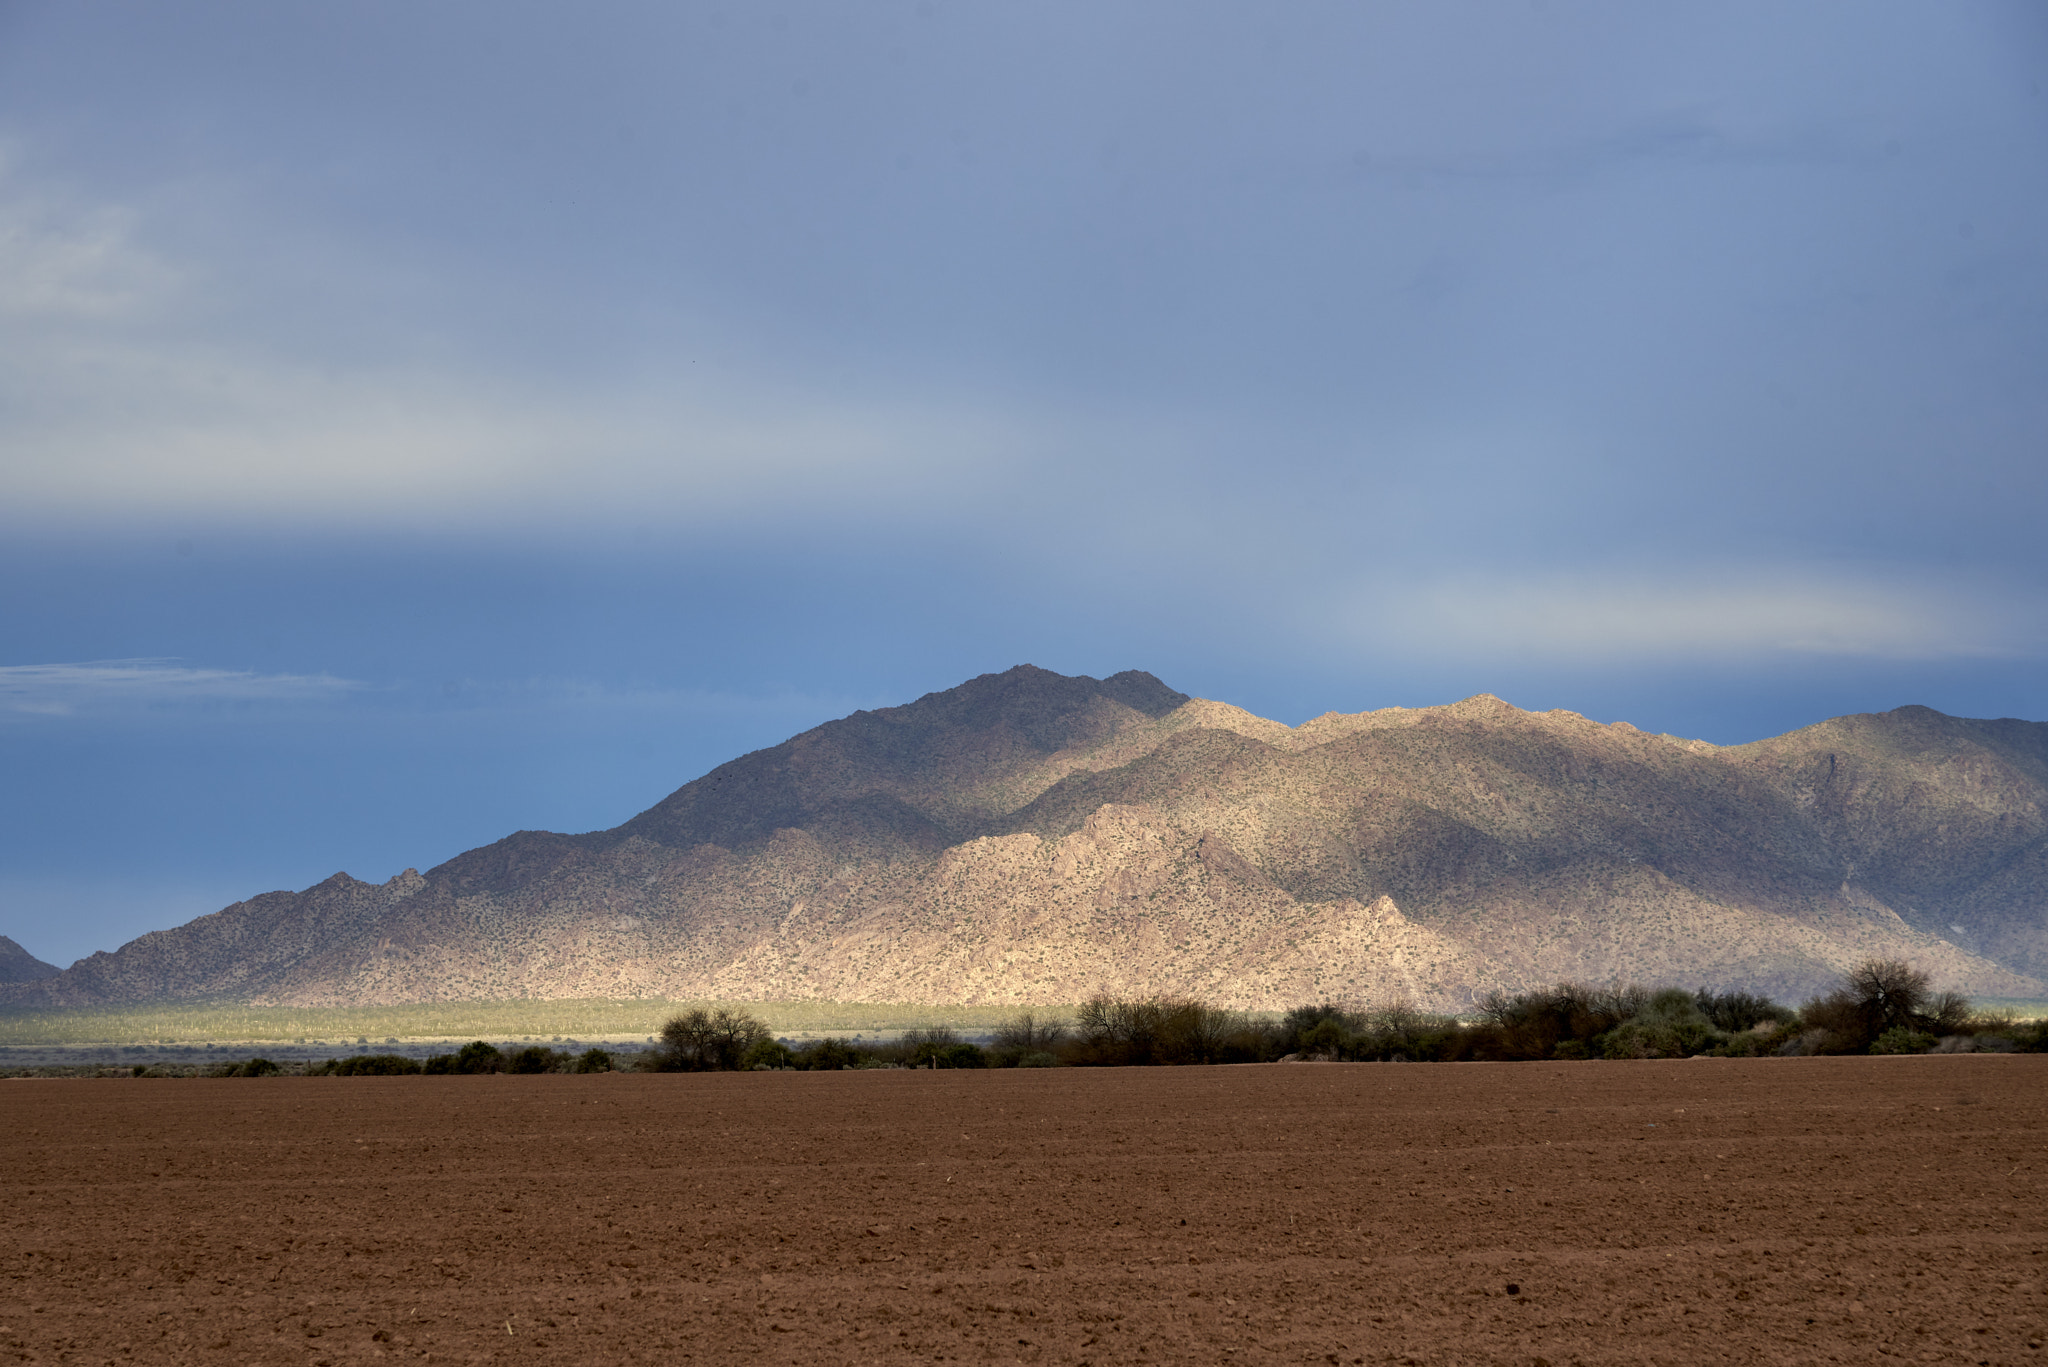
10,673,2045,1013
615,665,1191,851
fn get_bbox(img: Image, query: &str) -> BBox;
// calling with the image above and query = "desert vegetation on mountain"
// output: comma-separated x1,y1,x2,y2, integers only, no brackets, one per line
8,667,2047,1016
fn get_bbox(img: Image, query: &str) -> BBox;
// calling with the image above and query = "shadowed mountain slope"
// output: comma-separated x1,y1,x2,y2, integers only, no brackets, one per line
0,936,60,984
6,667,2044,1012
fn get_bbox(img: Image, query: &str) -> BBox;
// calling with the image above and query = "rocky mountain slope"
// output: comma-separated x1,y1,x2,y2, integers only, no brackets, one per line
7,666,2045,1012
0,936,60,984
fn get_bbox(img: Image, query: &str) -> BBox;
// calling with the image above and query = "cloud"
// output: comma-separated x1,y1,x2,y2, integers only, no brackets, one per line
0,146,178,322
1355,569,2044,665
0,153,1022,534
0,660,362,717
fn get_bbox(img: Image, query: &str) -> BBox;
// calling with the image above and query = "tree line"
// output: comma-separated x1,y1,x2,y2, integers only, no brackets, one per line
636,959,2045,1070
177,959,2046,1078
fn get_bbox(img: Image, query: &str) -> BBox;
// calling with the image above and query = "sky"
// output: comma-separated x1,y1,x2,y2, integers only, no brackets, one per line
2,1,2045,968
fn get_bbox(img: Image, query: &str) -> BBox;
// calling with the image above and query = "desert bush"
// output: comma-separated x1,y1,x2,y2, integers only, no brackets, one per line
208,1056,284,1077
506,1046,562,1074
1595,987,1719,1059
646,1008,770,1071
244,1057,283,1076
1278,1003,1356,1057
1475,983,1644,1060
937,1042,988,1068
329,1053,424,1076
569,1047,614,1072
423,1041,506,1074
742,1037,796,1070
1297,1017,1350,1059
1693,990,1792,1034
1869,1025,1938,1055
1710,1029,1766,1058
1069,994,1254,1066
900,1026,962,1068
1925,991,1973,1035
793,1037,865,1070
1350,1001,1467,1062
1015,1051,1059,1068
1801,959,1965,1054
989,1011,1070,1066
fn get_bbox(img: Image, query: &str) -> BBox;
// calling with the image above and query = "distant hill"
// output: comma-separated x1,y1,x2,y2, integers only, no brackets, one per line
6,665,2044,1012
0,936,61,984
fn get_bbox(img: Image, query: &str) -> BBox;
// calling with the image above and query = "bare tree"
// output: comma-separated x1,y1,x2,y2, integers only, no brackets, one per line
992,1010,1069,1054
651,1007,770,1071
1844,958,1932,1034
1802,959,1957,1053
899,1026,960,1067
1075,993,1247,1065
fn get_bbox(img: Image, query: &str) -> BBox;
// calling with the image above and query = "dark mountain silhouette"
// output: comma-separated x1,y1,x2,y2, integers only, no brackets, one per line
0,936,60,984
5,666,2043,1012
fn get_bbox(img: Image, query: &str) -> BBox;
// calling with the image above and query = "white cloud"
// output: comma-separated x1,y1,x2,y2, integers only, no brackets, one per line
1356,569,2041,664
0,146,178,323
0,154,1020,533
0,660,362,717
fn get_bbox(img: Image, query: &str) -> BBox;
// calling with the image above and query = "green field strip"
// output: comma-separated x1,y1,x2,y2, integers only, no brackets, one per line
0,998,1079,1046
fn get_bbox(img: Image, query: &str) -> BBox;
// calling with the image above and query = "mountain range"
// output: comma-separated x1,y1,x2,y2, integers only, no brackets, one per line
6,665,2045,1013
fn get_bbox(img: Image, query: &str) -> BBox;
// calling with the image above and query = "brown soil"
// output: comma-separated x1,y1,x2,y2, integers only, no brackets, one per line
3,1057,2044,1365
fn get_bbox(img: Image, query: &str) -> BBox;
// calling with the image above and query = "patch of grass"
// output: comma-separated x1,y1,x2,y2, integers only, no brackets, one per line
0,998,1074,1046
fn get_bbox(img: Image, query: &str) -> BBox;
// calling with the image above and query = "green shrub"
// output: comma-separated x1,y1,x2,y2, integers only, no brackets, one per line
1298,1018,1350,1059
936,1042,987,1068
457,1040,505,1073
423,1041,505,1074
505,1046,559,1074
1693,990,1792,1034
742,1037,796,1070
1870,1026,1937,1055
1278,1003,1355,1057
1550,1039,1590,1061
330,1053,423,1076
1016,1051,1059,1068
794,1037,864,1070
208,1056,284,1077
1475,983,1645,1061
571,1048,614,1073
1710,1030,1765,1058
1596,989,1719,1059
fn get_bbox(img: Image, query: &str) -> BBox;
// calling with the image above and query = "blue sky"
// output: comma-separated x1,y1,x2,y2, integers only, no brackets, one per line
2,2,2045,967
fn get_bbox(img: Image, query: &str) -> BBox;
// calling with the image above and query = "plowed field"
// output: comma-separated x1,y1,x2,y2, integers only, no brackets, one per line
4,1057,2045,1366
